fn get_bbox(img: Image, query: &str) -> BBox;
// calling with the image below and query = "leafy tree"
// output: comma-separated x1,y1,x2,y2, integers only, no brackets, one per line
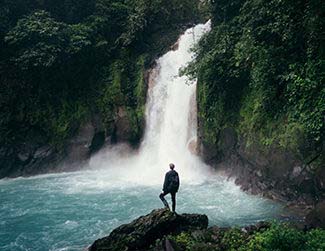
0,0,201,152
185,0,324,166
5,10,91,69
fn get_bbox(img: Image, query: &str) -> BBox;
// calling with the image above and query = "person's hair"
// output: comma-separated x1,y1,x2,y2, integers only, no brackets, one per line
169,163,175,169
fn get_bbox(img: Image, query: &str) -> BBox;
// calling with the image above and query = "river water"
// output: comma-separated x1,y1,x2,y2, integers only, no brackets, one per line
0,22,284,251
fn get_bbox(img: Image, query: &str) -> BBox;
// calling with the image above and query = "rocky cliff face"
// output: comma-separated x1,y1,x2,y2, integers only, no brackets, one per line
198,126,325,209
0,106,144,178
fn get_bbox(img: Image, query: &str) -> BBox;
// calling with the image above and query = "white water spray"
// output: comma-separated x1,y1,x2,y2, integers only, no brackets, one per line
89,21,212,186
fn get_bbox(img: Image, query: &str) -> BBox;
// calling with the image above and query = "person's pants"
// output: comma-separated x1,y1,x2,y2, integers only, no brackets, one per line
159,191,176,212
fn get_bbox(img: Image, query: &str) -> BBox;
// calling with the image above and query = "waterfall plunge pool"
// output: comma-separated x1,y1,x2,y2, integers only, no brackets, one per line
0,170,285,251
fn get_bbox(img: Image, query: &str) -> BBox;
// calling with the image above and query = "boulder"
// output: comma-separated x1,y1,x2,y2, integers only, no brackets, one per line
89,208,208,251
65,116,106,167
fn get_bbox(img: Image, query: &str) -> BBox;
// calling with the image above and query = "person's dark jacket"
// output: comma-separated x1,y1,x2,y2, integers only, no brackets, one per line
163,170,180,193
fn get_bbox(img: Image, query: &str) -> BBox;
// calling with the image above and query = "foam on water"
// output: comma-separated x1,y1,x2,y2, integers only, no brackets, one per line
0,172,283,251
0,22,286,251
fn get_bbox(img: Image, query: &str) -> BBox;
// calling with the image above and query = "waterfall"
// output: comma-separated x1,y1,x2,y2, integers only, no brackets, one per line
89,21,212,186
0,21,285,251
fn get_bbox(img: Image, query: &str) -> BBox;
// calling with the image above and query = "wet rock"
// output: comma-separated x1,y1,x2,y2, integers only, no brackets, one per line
257,181,268,190
111,106,144,145
305,201,325,229
298,178,316,195
219,128,237,154
89,132,105,154
199,128,237,165
200,142,222,164
315,166,325,191
146,66,159,90
33,146,52,159
18,152,30,162
114,107,133,142
89,208,208,251
301,194,315,205
256,170,262,177
242,221,270,235
72,121,95,146
0,114,108,178
66,121,94,162
65,116,107,166
290,166,302,179
201,128,322,208
170,38,180,51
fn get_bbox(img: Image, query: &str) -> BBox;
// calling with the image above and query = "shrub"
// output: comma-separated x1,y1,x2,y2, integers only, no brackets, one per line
243,223,305,251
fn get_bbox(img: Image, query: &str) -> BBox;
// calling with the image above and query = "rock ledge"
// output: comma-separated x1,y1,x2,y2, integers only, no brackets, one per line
89,208,208,251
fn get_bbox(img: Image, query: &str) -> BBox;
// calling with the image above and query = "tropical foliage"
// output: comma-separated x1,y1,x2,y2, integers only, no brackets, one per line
170,223,325,251
185,0,324,166
0,0,202,148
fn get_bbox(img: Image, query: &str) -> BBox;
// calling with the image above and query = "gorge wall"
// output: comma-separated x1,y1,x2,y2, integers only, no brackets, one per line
189,0,324,207
199,128,324,207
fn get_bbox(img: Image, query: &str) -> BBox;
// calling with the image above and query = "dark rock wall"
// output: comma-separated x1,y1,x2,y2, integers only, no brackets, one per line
199,127,325,207
0,103,145,178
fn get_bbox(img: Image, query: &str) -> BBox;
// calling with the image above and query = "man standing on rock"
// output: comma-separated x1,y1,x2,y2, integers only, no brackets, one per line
159,163,180,212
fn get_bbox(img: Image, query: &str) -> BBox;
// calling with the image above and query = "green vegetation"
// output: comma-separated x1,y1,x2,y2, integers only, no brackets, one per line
185,0,324,166
0,0,203,150
170,223,325,251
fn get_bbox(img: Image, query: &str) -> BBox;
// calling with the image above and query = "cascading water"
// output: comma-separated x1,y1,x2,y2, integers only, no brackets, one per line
0,22,285,251
88,22,212,185
138,22,210,182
